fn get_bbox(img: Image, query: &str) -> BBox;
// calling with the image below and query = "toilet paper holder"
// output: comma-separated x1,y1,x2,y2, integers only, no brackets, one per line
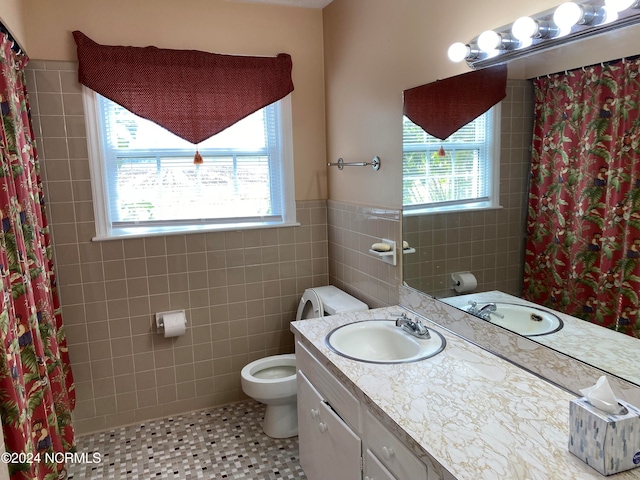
450,271,477,293
155,309,186,335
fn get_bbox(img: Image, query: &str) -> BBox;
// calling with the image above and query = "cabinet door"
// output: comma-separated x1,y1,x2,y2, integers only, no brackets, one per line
298,371,361,480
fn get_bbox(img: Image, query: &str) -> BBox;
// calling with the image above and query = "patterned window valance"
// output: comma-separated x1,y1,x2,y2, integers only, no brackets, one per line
403,64,507,140
72,31,294,145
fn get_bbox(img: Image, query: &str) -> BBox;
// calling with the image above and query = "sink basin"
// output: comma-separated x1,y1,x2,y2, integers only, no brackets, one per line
325,319,446,364
463,302,563,336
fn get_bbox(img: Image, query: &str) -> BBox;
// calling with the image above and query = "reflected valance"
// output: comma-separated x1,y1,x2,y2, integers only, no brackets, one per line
72,31,294,144
403,64,507,140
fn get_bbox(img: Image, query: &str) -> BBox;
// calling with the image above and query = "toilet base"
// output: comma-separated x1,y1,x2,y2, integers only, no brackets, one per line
263,402,298,438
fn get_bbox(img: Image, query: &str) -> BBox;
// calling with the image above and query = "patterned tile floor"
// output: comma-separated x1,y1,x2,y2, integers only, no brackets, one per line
67,400,307,479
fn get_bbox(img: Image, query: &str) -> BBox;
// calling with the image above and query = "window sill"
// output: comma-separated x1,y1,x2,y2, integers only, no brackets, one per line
92,221,301,242
403,203,503,217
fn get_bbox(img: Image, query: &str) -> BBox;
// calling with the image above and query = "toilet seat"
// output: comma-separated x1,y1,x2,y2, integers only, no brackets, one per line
296,286,369,320
242,354,297,385
296,288,324,320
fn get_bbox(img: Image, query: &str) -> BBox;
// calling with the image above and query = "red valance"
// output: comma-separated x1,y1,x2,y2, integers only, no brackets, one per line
72,31,294,144
403,64,507,140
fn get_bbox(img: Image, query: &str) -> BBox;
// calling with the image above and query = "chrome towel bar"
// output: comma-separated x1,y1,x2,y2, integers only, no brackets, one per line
328,156,381,171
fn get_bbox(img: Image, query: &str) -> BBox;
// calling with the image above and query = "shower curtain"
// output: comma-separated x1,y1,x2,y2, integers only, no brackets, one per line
0,32,75,479
524,56,640,338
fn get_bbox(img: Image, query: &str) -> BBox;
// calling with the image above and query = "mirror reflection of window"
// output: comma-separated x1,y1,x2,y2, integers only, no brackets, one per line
402,106,501,214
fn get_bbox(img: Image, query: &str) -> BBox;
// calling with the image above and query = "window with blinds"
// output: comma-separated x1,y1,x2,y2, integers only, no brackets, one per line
84,91,295,239
402,106,500,213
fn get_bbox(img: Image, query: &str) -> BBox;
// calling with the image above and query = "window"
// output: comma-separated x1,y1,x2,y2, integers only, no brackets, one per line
402,105,501,214
83,90,296,239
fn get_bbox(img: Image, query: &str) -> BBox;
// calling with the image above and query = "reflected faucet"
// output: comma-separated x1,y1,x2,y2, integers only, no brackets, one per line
395,313,431,339
467,301,505,321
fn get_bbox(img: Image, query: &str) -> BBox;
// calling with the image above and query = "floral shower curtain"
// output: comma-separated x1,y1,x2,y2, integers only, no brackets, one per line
524,56,640,338
0,32,75,479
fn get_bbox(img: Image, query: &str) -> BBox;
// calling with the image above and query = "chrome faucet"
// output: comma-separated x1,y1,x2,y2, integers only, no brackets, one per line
467,301,505,321
395,313,431,339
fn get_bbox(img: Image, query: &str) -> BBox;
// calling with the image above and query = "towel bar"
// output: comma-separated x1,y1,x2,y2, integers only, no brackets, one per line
328,156,381,171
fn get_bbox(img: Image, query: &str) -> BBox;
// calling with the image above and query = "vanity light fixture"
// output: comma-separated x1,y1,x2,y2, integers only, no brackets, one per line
449,0,640,68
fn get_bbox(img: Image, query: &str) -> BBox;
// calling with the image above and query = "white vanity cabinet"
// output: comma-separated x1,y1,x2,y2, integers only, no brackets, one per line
296,339,445,480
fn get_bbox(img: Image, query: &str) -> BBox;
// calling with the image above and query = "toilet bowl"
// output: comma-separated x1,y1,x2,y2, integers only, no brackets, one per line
240,285,368,438
241,354,297,439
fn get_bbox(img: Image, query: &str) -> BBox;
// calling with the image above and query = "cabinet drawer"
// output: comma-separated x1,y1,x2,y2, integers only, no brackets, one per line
364,409,427,480
364,449,396,480
296,340,360,431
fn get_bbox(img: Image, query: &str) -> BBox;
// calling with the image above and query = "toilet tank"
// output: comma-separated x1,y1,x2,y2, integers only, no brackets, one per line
313,286,368,315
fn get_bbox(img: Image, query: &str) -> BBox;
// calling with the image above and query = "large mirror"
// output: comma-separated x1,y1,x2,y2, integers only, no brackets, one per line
402,24,640,388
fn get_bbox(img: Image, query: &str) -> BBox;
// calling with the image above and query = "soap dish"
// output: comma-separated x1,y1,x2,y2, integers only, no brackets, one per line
368,239,396,266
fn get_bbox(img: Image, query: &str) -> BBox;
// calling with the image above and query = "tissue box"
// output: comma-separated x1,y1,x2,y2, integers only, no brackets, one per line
568,397,640,475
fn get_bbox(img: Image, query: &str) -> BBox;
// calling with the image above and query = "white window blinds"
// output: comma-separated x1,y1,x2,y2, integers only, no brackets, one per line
403,106,498,211
94,94,291,234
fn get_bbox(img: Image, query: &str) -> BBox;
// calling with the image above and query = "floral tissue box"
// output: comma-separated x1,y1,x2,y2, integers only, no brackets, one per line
568,397,640,475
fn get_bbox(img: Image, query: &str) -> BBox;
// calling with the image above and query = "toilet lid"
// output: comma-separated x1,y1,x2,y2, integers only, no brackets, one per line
296,289,324,320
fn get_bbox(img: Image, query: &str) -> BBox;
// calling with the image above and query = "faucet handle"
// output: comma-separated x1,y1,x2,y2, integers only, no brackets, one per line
412,318,431,339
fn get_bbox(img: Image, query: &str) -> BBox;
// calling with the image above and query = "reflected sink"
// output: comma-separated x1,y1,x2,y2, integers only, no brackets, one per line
463,302,563,336
325,319,446,364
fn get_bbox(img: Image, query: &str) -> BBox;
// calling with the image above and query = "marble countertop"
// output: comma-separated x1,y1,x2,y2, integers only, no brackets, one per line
291,306,640,480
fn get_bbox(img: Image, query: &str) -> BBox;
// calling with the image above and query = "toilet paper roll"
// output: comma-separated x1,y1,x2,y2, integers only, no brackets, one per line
162,311,186,338
451,272,477,293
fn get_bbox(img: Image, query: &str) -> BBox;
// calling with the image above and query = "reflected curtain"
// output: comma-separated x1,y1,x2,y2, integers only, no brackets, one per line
524,57,640,338
403,64,507,140
0,32,75,479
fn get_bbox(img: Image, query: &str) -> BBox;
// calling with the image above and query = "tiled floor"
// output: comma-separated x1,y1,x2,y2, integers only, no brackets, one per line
67,400,307,479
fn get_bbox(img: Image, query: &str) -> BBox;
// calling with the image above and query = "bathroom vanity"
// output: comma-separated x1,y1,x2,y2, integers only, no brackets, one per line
291,307,640,480
296,338,440,480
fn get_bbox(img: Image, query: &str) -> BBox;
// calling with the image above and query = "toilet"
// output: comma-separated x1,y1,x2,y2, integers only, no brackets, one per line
241,286,368,438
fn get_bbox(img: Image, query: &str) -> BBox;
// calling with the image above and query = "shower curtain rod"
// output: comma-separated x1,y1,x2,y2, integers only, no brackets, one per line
533,53,640,80
0,21,24,55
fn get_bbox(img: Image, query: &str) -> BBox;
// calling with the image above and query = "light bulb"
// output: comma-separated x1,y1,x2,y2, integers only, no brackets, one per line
601,5,619,23
447,42,469,62
605,0,636,12
512,16,538,40
553,2,583,29
477,30,501,52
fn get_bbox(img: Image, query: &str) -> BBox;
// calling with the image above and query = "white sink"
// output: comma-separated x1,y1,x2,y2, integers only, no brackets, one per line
325,319,446,364
464,302,563,336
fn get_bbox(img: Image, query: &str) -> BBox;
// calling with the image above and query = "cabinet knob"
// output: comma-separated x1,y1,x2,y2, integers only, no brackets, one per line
310,408,319,418
382,446,395,460
318,422,328,433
